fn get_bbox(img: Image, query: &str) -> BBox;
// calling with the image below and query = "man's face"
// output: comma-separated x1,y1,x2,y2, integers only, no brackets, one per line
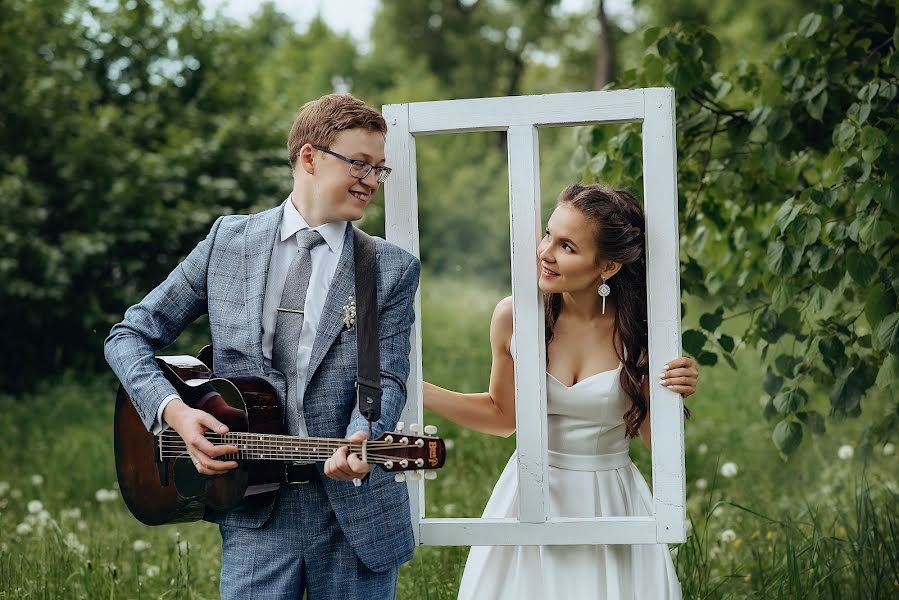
310,128,386,223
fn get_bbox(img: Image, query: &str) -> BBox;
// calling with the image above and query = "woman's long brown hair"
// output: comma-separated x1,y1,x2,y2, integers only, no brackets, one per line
544,183,686,438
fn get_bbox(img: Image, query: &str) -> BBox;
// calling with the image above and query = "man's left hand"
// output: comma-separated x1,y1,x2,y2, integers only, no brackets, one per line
324,431,372,481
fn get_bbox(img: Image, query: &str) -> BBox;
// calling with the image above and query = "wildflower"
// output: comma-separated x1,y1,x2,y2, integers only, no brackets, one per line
720,462,738,478
16,522,32,535
695,478,708,490
719,529,737,543
61,508,81,520
0,482,9,496
95,489,118,502
27,500,43,514
697,443,708,455
77,520,88,531
837,445,854,460
883,443,895,456
64,533,87,555
765,530,775,541
30,475,44,486
133,539,149,552
145,565,160,578
836,526,846,537
37,510,50,524
743,573,752,583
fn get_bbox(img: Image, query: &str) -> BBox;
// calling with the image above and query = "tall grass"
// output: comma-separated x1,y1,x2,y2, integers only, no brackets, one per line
1,273,896,599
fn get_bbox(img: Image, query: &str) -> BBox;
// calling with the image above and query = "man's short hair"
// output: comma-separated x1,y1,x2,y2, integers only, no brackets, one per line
287,93,387,169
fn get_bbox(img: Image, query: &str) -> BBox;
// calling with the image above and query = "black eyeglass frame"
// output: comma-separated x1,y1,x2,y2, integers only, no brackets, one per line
312,145,392,183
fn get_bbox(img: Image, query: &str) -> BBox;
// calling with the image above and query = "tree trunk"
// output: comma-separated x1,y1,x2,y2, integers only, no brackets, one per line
594,0,614,89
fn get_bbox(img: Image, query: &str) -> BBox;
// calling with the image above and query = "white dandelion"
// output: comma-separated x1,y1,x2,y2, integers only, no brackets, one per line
16,522,32,536
444,439,455,451
145,565,160,578
698,443,708,456
133,539,149,552
0,482,9,496
695,478,708,490
719,529,737,543
27,500,43,514
95,489,118,502
837,445,854,460
30,475,44,487
61,508,81,520
720,462,738,478
882,443,895,456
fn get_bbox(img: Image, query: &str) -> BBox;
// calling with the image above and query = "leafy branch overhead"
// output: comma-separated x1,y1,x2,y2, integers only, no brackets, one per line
575,0,899,454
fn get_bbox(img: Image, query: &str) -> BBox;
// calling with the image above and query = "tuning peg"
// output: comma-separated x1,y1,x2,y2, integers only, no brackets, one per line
394,472,406,482
409,471,422,481
399,459,409,469
395,421,405,432
410,423,420,434
424,425,438,436
415,458,425,467
424,470,437,480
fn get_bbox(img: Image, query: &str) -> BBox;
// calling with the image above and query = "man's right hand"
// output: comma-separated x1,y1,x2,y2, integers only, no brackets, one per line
162,399,239,475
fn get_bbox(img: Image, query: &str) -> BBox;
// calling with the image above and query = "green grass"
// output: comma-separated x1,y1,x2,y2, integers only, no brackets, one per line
1,274,896,598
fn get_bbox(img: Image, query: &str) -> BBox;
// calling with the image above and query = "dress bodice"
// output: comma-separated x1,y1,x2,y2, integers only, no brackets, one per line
546,365,631,461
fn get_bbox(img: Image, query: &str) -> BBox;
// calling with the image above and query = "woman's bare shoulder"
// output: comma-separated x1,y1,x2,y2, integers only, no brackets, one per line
490,295,515,349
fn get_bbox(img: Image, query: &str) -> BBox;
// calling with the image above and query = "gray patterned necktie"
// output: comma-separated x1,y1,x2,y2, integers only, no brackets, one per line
272,229,326,436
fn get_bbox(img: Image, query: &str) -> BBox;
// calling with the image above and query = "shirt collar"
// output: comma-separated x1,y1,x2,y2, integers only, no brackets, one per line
280,196,347,253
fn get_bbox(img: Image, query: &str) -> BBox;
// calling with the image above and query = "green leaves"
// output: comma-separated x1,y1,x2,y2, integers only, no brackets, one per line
846,250,879,286
798,13,823,38
773,420,803,454
767,241,802,276
874,314,899,352
683,329,707,356
577,2,899,456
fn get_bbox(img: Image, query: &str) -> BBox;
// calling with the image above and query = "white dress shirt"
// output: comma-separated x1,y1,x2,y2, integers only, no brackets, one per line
152,197,348,436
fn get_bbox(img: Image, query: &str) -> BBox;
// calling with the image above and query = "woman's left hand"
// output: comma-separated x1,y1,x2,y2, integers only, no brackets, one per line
659,357,699,397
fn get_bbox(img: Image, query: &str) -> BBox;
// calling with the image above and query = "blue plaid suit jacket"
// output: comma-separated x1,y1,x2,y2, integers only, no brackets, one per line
104,204,419,572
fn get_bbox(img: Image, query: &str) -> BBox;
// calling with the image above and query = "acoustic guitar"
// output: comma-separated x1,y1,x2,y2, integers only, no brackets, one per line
114,349,445,525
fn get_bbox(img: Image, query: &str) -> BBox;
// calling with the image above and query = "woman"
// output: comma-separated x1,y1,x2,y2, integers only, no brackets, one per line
424,183,698,599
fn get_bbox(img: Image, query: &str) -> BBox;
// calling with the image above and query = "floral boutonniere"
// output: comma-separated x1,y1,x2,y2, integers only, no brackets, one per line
342,295,356,331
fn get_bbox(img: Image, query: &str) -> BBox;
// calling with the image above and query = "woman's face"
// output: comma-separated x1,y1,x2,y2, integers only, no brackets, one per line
536,204,604,294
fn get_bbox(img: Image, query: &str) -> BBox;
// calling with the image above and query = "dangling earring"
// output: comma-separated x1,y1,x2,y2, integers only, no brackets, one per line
597,277,611,315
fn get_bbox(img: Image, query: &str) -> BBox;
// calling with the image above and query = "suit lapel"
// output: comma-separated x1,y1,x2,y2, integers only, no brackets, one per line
244,205,282,364
306,224,355,386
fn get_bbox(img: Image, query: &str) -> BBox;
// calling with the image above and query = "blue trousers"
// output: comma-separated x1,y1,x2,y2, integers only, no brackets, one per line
219,481,398,599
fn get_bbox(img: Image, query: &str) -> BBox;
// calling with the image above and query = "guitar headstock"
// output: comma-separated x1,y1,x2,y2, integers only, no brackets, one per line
372,422,446,482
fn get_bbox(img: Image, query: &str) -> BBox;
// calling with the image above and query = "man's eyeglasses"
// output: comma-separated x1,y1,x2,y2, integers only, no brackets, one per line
312,146,392,184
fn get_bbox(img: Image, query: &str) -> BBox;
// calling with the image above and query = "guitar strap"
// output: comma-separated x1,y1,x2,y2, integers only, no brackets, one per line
352,227,382,431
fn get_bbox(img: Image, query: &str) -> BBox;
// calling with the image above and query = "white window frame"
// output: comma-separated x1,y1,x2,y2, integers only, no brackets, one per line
383,88,685,546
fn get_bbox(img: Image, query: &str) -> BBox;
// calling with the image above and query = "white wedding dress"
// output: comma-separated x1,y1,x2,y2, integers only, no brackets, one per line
457,359,682,599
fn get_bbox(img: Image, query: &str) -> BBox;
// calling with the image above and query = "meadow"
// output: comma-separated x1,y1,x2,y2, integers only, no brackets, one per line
1,274,896,599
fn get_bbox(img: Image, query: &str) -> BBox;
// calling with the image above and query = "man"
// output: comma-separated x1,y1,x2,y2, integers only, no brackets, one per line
105,93,419,599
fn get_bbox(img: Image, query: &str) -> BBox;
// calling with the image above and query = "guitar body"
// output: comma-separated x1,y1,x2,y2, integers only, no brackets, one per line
114,351,284,525
114,348,447,527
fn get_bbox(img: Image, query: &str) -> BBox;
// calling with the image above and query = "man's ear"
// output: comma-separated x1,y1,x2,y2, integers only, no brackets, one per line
298,143,316,175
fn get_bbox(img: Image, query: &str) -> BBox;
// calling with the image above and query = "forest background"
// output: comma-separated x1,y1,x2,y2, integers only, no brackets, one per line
1,0,897,598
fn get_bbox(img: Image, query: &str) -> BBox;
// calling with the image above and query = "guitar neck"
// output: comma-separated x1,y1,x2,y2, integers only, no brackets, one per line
157,431,385,464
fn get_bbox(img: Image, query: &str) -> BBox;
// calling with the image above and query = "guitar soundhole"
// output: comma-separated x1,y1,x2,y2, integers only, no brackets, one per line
173,457,212,499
